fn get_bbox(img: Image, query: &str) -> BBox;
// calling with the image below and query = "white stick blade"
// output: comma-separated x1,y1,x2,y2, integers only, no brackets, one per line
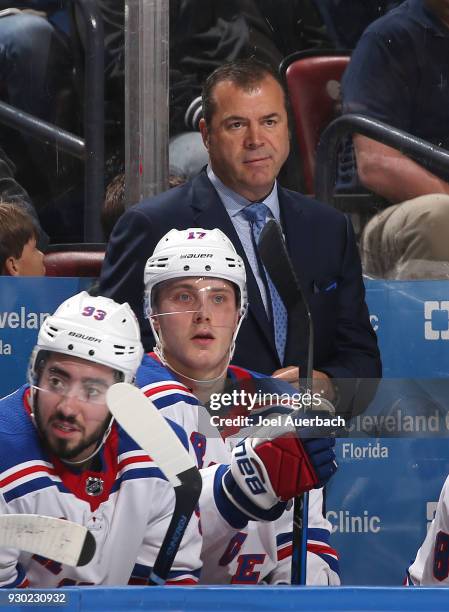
106,383,196,486
0,515,95,566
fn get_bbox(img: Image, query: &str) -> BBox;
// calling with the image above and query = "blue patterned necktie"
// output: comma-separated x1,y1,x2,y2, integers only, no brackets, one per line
242,202,288,363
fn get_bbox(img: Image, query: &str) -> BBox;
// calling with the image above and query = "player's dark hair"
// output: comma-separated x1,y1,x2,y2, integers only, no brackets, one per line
34,350,50,384
202,57,291,128
0,202,40,274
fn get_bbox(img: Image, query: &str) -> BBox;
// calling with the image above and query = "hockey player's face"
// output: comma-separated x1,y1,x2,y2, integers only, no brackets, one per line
199,75,290,202
34,354,115,462
152,277,240,380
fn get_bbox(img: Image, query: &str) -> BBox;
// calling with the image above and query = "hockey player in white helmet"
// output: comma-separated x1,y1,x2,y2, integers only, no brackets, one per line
0,291,202,587
137,228,340,585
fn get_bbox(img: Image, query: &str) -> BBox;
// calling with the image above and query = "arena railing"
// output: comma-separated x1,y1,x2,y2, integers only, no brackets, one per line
315,113,449,208
0,0,104,243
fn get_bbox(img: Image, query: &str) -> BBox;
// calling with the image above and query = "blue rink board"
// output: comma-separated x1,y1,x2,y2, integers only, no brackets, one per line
0,277,93,397
1,586,449,612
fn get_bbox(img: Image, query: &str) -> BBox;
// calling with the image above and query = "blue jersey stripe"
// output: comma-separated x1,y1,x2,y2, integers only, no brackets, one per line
1,563,27,588
276,532,293,547
314,551,340,575
5,466,167,503
308,528,330,544
111,467,166,493
3,476,71,503
152,393,198,409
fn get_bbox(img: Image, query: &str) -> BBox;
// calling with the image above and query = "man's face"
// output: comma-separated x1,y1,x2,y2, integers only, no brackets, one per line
199,75,290,202
152,277,240,381
34,354,115,462
13,237,45,276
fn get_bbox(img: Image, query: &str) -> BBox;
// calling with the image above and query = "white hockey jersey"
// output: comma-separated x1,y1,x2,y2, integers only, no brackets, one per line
408,474,449,585
136,353,340,585
0,386,202,588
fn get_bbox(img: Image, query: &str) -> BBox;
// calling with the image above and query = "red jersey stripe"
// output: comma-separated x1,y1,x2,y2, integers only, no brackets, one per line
117,455,153,470
277,544,293,561
0,464,56,488
307,543,339,559
143,384,191,397
166,578,198,585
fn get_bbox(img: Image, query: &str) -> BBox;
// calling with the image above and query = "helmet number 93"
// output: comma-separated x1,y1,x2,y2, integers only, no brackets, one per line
82,306,107,320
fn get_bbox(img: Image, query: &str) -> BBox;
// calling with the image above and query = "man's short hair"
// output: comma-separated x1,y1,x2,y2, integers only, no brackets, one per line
0,202,40,273
202,57,290,127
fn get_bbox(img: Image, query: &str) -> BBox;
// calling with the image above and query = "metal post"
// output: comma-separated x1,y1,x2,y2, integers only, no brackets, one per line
125,0,169,207
76,0,105,242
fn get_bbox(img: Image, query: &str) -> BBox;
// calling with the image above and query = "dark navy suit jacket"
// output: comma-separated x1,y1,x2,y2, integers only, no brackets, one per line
99,171,381,381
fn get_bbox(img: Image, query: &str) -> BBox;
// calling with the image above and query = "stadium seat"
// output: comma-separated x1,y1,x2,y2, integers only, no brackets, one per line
280,50,350,194
44,244,105,277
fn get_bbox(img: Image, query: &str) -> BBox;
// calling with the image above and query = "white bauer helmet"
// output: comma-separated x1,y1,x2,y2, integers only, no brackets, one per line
143,228,248,371
144,227,248,316
29,291,144,386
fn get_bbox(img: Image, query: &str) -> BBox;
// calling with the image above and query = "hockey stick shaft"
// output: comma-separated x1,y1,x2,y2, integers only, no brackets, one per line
259,219,314,585
106,383,202,584
258,219,314,386
150,465,201,584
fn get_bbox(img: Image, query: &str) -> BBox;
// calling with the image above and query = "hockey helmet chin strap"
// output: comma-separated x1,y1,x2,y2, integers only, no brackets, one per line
153,342,230,386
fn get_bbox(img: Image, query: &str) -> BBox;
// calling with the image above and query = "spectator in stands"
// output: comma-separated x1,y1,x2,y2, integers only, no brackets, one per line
342,0,449,279
0,145,47,248
101,172,125,241
0,3,71,125
0,202,45,276
315,0,401,49
102,172,186,241
0,1,332,242
0,4,78,240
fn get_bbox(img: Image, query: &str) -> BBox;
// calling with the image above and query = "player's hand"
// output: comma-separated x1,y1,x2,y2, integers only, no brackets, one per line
220,409,337,522
272,366,336,402
231,433,336,506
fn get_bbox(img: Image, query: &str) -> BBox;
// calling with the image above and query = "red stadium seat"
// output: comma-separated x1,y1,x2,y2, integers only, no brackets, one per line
280,51,350,194
44,244,105,278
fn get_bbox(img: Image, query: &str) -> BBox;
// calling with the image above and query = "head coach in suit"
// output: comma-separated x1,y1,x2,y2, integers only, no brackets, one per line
99,58,381,404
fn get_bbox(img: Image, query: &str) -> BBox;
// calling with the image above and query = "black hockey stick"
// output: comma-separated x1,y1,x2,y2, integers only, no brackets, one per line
106,383,202,585
259,218,314,586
